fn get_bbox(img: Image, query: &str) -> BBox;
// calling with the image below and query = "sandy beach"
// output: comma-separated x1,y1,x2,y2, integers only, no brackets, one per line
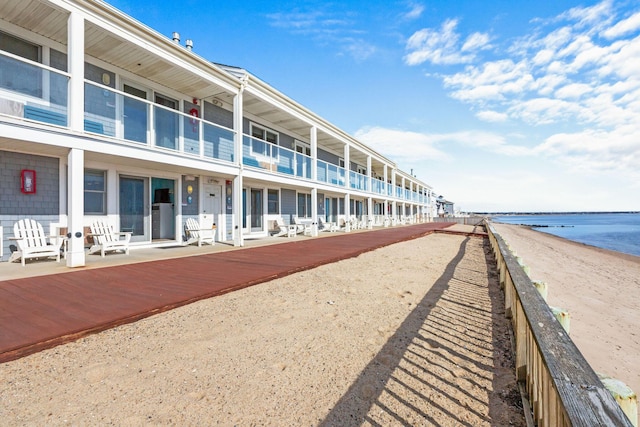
0,231,526,426
491,222,640,412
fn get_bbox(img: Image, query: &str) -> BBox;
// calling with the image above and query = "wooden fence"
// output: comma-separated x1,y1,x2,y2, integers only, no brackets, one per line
486,221,633,426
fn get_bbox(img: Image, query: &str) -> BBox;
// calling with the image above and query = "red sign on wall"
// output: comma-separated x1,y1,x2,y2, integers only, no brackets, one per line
21,169,36,194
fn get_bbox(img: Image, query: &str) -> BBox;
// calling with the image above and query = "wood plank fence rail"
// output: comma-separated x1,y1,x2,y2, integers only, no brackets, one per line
485,221,633,427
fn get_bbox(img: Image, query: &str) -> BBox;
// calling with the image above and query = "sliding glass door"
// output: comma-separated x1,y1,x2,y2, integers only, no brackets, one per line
119,175,149,242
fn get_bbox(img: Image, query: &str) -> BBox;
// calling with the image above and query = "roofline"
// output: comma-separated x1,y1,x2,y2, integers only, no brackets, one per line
81,0,241,92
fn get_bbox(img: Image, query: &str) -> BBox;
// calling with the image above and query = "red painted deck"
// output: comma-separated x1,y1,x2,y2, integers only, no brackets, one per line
0,223,458,363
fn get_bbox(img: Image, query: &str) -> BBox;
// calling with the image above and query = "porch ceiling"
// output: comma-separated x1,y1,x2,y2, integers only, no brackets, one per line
1,0,235,101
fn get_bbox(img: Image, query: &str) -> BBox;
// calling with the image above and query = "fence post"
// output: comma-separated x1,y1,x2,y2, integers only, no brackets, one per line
598,374,638,427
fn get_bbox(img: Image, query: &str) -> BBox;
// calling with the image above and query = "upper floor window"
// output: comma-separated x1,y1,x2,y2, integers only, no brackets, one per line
0,31,41,98
250,123,278,157
0,31,39,62
295,140,311,156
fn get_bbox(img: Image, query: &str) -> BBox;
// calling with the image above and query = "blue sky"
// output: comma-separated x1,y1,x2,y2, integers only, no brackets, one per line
106,0,640,212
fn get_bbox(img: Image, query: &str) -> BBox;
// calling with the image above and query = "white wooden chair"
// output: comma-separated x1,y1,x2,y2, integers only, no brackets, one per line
292,216,306,234
318,218,337,232
88,220,131,257
274,218,296,238
9,219,63,266
184,218,215,246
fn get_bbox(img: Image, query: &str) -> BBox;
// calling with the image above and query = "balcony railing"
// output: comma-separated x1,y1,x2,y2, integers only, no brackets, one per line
0,51,69,126
1,52,431,205
242,135,312,179
83,81,235,162
317,159,346,187
371,179,385,195
349,170,369,192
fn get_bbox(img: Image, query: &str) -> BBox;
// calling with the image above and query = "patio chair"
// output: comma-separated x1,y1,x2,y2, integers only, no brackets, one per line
274,218,296,238
292,216,307,234
9,219,63,266
318,218,337,232
184,218,215,246
88,220,131,257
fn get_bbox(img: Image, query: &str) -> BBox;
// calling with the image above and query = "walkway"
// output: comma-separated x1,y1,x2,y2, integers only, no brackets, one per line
0,223,461,363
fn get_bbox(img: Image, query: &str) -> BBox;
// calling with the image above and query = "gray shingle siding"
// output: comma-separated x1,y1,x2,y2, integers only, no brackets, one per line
0,151,59,216
280,188,297,224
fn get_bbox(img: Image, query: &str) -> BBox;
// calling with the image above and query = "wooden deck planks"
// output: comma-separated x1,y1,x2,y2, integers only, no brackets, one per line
0,222,454,362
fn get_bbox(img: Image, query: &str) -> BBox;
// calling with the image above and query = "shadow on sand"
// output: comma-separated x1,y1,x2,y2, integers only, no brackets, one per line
320,237,524,426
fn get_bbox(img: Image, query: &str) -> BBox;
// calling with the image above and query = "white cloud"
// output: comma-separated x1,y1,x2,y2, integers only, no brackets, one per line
559,0,613,30
404,19,476,65
355,126,531,162
340,38,377,61
476,110,508,122
403,2,425,20
413,0,640,182
602,11,640,39
461,32,491,52
267,8,375,61
354,126,448,162
554,82,592,99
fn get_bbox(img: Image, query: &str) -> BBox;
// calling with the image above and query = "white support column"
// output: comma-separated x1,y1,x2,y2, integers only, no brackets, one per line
310,126,317,181
310,126,319,237
66,148,85,267
233,175,242,246
366,155,372,193
311,187,318,236
343,143,350,189
383,165,389,217
68,11,84,132
233,87,244,247
367,197,373,229
402,176,406,220
344,194,351,232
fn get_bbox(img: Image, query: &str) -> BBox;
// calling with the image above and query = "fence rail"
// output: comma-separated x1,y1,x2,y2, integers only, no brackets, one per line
485,221,633,426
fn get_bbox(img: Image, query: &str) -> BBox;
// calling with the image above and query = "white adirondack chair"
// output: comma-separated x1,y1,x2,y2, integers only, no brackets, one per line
9,219,63,266
184,218,215,246
88,220,131,257
274,218,296,238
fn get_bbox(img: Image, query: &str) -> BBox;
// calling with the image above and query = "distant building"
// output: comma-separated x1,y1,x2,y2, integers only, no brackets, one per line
435,195,455,218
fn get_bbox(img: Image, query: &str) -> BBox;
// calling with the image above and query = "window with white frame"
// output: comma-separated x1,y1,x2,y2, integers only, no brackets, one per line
297,193,312,218
268,189,279,214
295,140,311,156
0,31,41,98
250,123,278,156
84,169,106,214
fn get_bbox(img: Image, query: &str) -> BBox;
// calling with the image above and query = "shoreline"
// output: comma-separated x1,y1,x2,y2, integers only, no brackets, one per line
491,222,640,417
519,224,640,263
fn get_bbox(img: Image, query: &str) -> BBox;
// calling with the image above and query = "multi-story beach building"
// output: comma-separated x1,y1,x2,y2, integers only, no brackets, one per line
0,0,433,267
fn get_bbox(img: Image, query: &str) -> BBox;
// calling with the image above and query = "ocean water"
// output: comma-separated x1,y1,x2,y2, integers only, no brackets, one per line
491,212,640,257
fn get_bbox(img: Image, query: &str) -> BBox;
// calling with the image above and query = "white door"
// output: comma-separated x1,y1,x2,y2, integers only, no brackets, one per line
203,184,222,230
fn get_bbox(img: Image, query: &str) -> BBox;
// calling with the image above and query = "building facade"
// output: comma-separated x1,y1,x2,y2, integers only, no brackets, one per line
0,0,433,267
